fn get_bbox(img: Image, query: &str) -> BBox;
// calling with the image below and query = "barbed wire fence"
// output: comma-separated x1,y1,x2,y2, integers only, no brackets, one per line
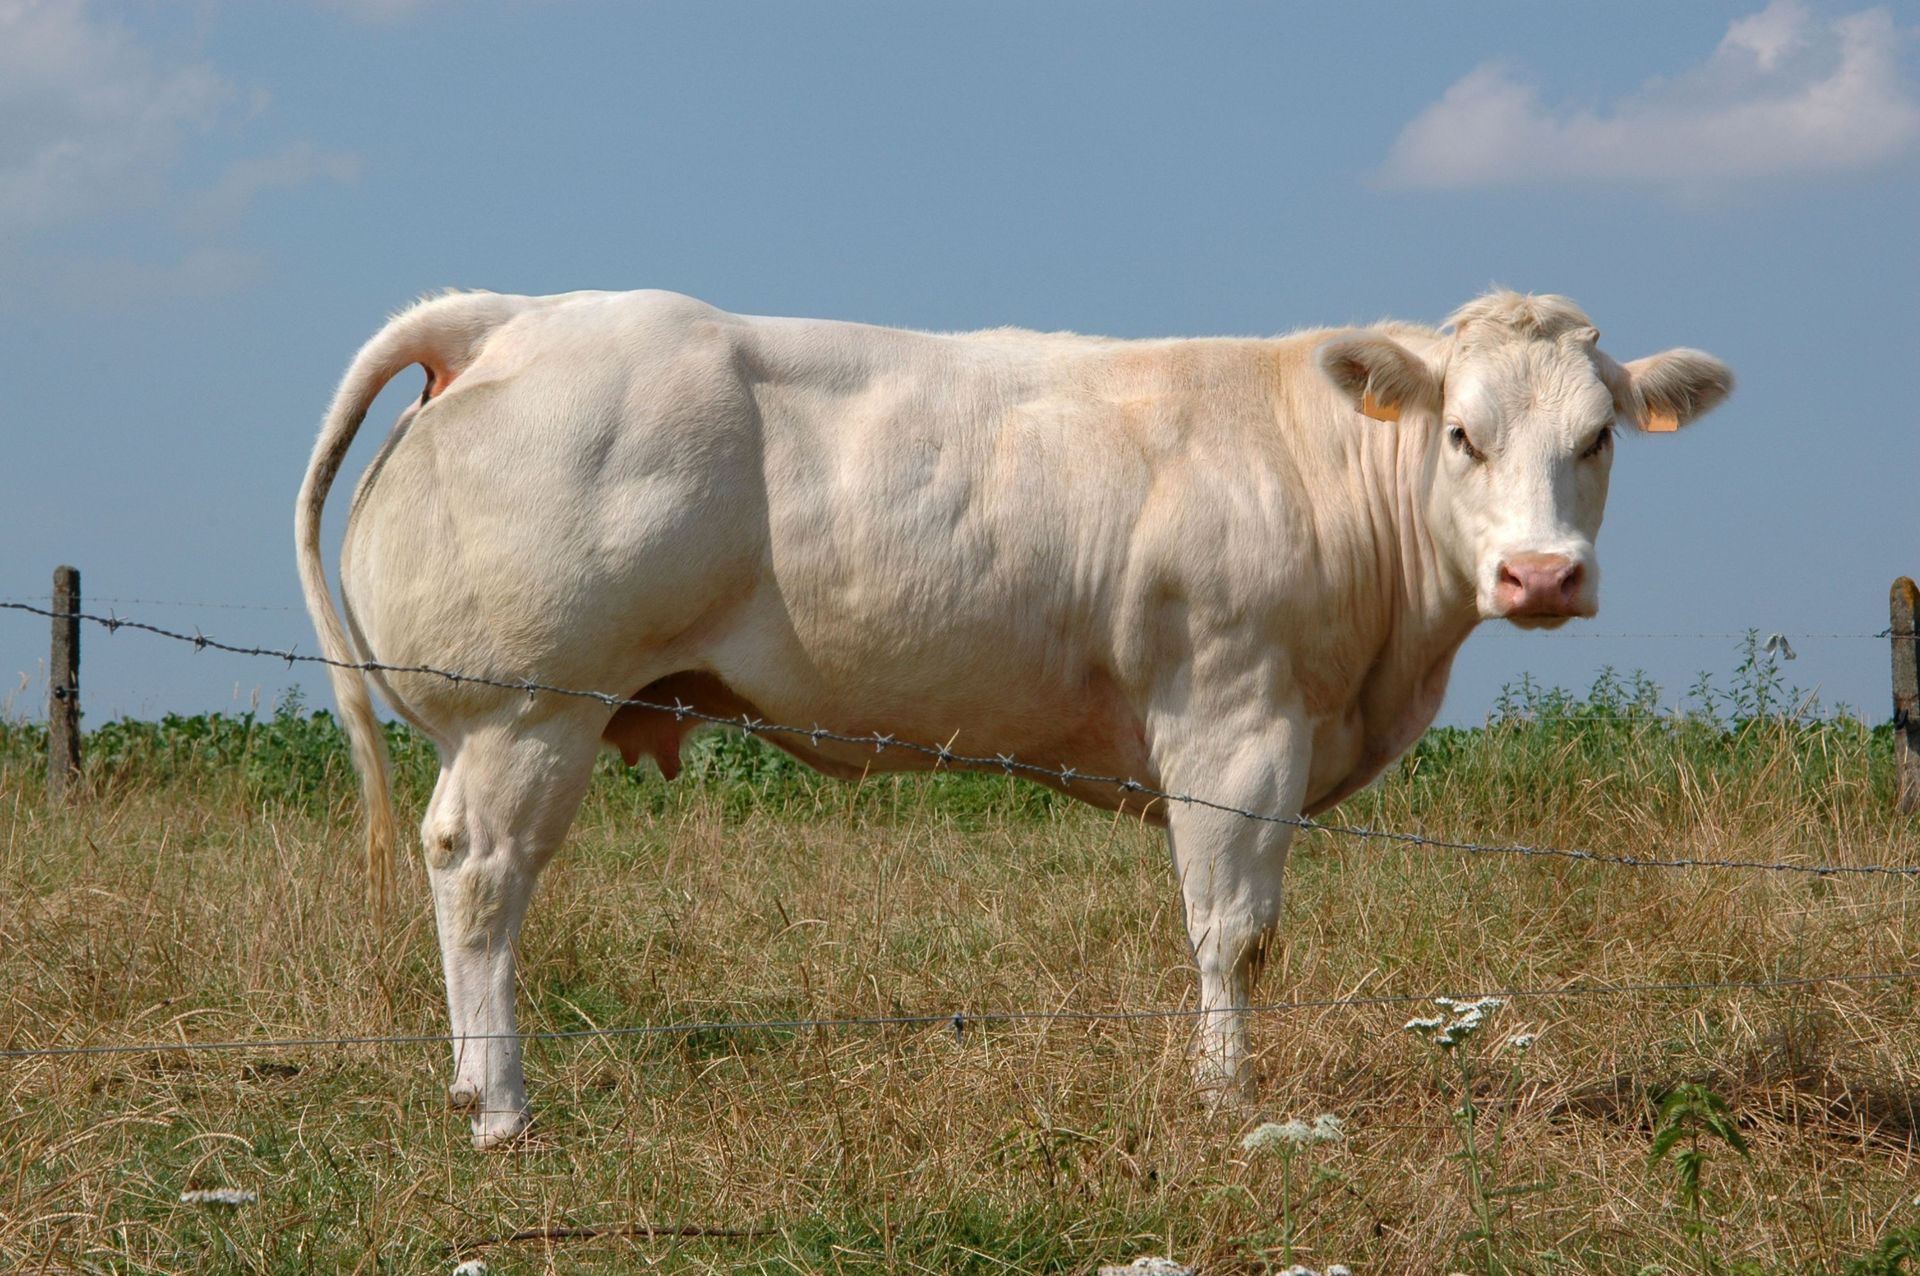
5,598,1916,880
2,586,1918,1068
3,969,1917,1063
10,982,1920,1078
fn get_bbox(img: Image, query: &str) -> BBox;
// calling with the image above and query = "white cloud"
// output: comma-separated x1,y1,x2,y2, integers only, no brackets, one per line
0,0,230,229
0,0,357,299
1377,2,1920,191
182,141,364,231
1724,1,1811,73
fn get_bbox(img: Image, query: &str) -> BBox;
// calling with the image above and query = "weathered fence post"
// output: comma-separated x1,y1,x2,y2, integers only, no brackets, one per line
48,565,82,802
1894,577,1919,815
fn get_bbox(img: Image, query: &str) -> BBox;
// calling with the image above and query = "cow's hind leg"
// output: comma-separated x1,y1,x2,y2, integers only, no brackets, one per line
418,710,601,1149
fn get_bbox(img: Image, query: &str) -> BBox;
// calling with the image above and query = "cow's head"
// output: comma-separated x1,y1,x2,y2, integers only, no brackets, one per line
1315,291,1732,628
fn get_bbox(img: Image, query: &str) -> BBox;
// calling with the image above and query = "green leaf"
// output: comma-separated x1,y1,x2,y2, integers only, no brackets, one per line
1676,1147,1704,1202
1703,1112,1750,1157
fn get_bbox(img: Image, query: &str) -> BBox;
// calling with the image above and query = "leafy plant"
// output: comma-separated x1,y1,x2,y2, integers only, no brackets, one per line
1647,1082,1750,1274
1840,1223,1920,1276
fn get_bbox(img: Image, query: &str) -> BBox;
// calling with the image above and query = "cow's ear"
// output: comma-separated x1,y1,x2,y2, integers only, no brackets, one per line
1315,334,1441,423
1612,348,1734,433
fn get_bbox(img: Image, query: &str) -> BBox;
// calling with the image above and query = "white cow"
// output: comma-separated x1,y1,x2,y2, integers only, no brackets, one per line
296,288,1730,1147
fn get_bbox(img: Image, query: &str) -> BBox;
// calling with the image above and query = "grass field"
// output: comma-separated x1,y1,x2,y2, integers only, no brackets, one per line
3,646,1917,1275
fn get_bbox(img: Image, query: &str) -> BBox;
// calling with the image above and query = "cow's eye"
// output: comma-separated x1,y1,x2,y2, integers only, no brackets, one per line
1447,424,1484,462
1579,426,1614,459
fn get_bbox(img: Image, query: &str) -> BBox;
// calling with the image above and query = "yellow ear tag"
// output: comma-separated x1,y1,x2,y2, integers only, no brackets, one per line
1360,391,1400,423
1643,409,1679,433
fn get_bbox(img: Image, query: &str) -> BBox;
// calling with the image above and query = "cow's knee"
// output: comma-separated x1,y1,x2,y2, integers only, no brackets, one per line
435,846,537,936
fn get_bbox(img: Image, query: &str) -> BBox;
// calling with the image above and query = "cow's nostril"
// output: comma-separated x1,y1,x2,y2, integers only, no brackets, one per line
1560,564,1584,599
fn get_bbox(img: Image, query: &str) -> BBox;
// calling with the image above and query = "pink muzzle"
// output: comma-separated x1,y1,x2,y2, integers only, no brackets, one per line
1495,553,1588,618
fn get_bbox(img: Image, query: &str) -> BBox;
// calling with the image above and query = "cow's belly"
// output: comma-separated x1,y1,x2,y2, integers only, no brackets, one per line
603,647,1162,818
591,330,1169,803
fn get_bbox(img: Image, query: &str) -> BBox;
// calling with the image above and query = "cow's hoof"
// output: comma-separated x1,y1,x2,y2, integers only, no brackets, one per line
1191,1063,1253,1113
470,1107,534,1151
1198,1082,1252,1115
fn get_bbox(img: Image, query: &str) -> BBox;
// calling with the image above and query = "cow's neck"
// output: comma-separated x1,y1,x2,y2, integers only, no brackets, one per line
1306,358,1480,807
1376,397,1479,741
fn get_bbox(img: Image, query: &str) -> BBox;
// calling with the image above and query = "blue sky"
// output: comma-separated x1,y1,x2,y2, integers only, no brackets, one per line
1,0,1915,729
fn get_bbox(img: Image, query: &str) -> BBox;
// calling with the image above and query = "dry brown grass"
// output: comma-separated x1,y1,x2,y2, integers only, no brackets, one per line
2,716,1917,1274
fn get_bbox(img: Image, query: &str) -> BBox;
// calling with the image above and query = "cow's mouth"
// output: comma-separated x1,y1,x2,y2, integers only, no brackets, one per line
1503,612,1577,631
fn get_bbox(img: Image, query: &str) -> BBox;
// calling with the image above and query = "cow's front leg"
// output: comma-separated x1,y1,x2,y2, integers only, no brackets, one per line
420,717,599,1149
1159,714,1310,1104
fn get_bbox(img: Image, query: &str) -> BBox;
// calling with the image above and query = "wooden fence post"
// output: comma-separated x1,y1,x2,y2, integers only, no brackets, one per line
48,565,81,803
1894,576,1919,815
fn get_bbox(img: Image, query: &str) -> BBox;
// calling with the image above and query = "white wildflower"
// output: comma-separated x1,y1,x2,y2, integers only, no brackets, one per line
1309,1113,1345,1144
1508,1032,1538,1054
451,1261,490,1276
1444,996,1503,1014
1414,995,1504,1050
179,1187,256,1206
1243,1118,1315,1151
1329,1267,1353,1276
1097,1259,1191,1276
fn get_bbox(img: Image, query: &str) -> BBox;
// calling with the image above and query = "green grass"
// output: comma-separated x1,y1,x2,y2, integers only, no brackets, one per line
2,642,1916,1274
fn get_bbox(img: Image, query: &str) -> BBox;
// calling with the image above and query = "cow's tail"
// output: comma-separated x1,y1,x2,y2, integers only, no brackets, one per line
295,290,527,914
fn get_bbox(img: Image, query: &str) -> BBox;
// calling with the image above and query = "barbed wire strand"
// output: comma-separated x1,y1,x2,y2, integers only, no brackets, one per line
4,600,1916,882
0,594,298,613
3,968,1913,1062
